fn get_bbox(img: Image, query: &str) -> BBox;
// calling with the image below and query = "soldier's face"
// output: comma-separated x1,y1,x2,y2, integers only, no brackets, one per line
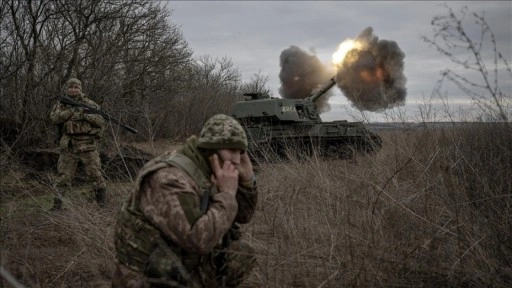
67,84,81,96
217,149,242,165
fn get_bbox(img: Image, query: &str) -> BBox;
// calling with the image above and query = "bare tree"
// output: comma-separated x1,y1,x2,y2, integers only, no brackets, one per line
168,55,242,138
1,0,54,127
240,71,271,97
1,0,247,144
422,4,511,122
0,0,195,143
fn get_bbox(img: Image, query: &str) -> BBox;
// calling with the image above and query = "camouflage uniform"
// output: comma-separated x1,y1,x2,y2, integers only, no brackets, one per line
50,78,106,209
113,114,258,287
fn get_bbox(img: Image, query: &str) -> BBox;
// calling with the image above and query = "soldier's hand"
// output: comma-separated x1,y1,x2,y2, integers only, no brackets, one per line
61,110,74,120
237,151,254,182
209,154,238,196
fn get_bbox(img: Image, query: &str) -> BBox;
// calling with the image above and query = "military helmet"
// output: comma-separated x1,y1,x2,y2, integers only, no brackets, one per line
67,78,82,91
197,114,247,151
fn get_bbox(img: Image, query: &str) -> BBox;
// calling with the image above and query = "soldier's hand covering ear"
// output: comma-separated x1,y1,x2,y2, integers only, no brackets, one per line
237,152,254,183
209,154,238,196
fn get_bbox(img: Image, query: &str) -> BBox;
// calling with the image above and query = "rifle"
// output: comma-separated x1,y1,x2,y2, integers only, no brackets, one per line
60,95,138,134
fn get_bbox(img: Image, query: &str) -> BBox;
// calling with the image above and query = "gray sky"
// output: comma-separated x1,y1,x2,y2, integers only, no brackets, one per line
167,1,511,122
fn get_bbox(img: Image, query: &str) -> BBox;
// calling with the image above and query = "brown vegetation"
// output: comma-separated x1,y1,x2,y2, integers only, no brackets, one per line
1,2,510,287
0,1,258,147
1,123,511,287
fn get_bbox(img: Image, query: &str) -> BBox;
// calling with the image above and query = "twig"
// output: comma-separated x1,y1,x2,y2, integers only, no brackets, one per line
317,269,340,288
108,122,134,182
48,248,86,285
450,236,486,270
0,266,27,288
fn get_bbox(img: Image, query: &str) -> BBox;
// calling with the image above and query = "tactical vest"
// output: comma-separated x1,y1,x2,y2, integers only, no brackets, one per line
62,97,102,136
63,119,94,135
114,152,212,283
58,97,102,152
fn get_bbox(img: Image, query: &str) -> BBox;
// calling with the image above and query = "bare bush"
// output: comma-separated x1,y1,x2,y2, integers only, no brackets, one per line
422,4,512,122
0,1,247,146
240,71,272,97
167,55,242,138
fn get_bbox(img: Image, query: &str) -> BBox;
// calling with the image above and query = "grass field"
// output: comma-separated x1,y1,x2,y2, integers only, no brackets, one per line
1,123,511,287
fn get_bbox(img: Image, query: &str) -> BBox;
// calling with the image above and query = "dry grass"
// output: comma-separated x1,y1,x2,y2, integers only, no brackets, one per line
1,123,511,287
128,138,181,156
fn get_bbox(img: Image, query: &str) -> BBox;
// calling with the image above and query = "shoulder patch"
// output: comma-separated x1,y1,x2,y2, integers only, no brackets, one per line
177,194,202,225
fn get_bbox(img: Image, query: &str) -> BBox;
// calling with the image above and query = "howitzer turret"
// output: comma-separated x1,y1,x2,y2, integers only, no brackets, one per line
232,77,382,162
243,92,271,100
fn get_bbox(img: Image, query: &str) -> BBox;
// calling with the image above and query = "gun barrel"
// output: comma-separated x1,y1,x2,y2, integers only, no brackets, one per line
310,78,336,103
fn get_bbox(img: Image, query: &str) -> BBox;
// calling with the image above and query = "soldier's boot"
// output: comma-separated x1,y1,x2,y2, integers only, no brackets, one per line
95,188,106,208
50,187,66,211
49,196,63,211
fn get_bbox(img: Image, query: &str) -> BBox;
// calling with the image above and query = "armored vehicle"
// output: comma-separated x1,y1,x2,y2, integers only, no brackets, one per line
232,78,382,162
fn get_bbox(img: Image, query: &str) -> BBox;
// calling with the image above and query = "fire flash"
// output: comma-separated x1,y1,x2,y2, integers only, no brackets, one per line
279,26,406,113
334,27,407,111
332,39,362,66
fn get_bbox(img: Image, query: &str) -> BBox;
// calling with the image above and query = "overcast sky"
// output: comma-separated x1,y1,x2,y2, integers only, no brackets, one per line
166,1,511,122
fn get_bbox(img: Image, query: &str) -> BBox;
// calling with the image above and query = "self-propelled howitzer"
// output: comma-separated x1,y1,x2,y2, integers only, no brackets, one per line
232,78,382,161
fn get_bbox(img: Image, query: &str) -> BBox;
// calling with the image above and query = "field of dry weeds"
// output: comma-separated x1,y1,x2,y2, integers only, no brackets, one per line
1,123,511,287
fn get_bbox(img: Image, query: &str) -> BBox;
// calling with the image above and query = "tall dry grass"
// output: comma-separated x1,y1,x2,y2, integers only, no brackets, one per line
1,123,511,287
243,122,512,287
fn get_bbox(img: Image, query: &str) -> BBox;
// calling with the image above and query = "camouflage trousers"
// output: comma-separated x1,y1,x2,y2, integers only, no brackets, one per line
112,239,257,288
55,149,106,191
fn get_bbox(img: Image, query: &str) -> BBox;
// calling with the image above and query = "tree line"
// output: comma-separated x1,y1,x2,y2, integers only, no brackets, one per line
0,0,268,146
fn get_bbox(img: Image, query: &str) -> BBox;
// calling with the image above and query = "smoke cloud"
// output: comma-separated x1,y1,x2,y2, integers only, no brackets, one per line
335,27,407,111
278,45,333,113
278,27,407,114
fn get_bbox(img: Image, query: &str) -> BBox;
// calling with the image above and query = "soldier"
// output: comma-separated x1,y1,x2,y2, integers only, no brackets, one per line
112,114,258,287
49,78,107,210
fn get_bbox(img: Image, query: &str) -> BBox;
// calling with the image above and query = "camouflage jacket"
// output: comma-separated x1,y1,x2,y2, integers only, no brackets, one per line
50,94,105,152
113,147,258,287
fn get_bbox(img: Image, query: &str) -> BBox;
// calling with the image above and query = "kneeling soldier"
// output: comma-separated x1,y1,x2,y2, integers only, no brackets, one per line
113,114,258,287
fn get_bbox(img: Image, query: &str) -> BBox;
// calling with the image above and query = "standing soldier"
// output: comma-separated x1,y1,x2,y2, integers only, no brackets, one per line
50,78,107,210
113,114,258,287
